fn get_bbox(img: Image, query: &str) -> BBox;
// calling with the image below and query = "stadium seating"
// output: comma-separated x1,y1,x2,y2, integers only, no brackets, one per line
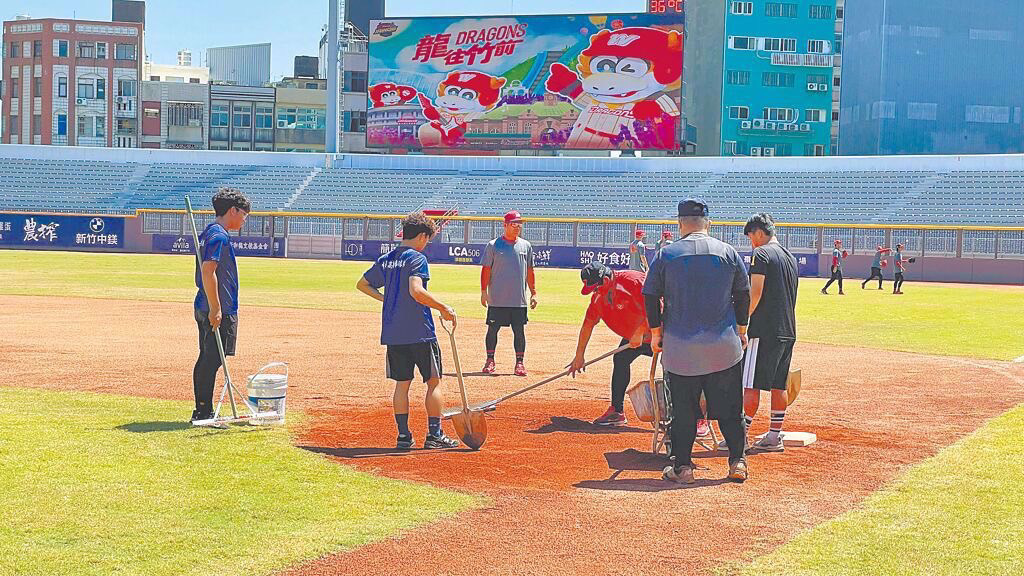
1,152,1024,225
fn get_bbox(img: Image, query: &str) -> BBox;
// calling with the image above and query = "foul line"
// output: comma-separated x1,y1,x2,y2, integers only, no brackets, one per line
1015,355,1024,363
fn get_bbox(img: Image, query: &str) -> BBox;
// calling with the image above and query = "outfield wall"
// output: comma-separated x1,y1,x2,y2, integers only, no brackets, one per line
3,210,1020,285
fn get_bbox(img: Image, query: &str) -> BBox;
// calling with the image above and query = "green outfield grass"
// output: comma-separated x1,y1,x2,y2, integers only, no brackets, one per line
731,404,1024,576
0,387,479,576
2,250,1022,360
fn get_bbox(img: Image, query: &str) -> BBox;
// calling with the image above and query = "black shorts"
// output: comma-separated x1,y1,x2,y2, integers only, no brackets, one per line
486,306,529,327
386,340,443,382
195,308,237,356
666,361,743,421
742,337,794,391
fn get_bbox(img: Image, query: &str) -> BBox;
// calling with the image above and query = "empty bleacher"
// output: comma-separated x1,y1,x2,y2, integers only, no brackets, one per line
1,146,1023,226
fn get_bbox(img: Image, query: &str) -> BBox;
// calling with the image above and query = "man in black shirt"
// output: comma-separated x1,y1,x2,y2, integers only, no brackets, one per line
740,213,798,453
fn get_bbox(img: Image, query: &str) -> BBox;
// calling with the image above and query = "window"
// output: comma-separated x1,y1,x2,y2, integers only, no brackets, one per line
966,105,1010,124
804,143,825,156
32,114,42,135
96,78,106,100
836,7,844,19
189,78,201,83
344,71,368,92
167,103,203,126
57,114,67,136
57,40,68,58
728,106,749,120
762,72,795,87
729,36,757,50
775,143,792,156
95,116,106,138
77,81,95,99
809,5,833,19
10,115,18,134
832,110,840,122
232,103,252,127
211,103,229,127
33,40,43,57
765,3,798,17
255,104,274,129
871,101,896,119
58,76,68,98
77,42,95,58
347,111,366,133
115,44,137,60
116,118,137,135
730,1,753,15
763,38,797,52
150,76,161,81
834,34,843,54
96,42,107,59
727,70,750,85
77,115,88,137
724,141,738,155
10,42,20,58
144,107,159,119
808,40,829,54
31,77,40,98
117,79,136,97
305,82,319,89
805,109,827,122
10,78,19,98
907,102,938,121
762,107,796,122
807,74,830,85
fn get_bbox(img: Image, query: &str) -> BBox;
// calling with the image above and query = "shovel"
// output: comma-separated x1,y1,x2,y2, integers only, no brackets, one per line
440,318,487,450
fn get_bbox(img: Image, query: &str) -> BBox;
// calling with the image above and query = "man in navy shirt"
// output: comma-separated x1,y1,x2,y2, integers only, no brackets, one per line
357,211,460,450
192,188,250,422
644,198,752,484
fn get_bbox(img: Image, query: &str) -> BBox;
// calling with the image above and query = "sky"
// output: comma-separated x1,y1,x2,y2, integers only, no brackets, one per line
5,0,646,81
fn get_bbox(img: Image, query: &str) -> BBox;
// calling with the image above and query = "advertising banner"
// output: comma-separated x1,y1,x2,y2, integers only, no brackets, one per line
152,234,286,258
0,213,126,249
367,12,684,151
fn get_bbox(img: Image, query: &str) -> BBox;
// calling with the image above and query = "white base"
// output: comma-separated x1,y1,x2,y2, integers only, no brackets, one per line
755,431,816,447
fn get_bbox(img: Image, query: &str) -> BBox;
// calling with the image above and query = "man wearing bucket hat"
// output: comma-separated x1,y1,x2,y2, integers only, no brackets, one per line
629,229,649,273
644,198,751,484
480,210,537,377
357,211,460,450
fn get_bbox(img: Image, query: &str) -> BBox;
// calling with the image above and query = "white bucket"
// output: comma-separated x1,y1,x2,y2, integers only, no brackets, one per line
246,362,288,425
626,378,669,423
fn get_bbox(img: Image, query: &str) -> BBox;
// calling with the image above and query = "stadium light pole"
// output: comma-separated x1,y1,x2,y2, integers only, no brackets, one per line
326,0,345,153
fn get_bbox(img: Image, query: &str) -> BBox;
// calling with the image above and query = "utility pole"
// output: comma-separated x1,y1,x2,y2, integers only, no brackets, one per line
326,0,346,153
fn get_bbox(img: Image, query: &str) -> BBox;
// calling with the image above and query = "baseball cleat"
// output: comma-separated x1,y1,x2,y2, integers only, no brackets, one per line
593,405,627,426
482,358,496,374
662,465,695,484
514,361,527,377
728,459,748,482
750,435,785,452
396,434,415,450
423,433,460,449
696,418,711,437
820,288,828,295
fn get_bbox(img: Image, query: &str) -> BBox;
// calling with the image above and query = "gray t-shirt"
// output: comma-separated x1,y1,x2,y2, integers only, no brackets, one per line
832,248,843,272
642,232,750,376
871,249,885,268
629,239,648,272
482,236,533,307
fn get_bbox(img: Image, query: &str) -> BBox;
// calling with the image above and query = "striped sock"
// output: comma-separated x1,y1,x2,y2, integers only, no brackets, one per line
767,409,786,440
743,414,754,433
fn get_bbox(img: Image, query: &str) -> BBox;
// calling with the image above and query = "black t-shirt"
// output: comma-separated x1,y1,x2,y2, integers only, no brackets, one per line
748,241,798,340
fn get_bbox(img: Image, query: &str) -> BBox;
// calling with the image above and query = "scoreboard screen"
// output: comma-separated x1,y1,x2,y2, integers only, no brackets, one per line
647,0,683,13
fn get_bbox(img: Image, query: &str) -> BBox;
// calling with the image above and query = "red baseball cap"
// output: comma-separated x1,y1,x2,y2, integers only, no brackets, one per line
504,210,523,224
635,229,645,238
662,230,672,238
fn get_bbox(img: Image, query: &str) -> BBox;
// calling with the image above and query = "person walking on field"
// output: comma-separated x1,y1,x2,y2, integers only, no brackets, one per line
481,210,537,377
892,243,914,294
629,229,649,272
862,245,891,290
821,239,848,295
644,198,751,484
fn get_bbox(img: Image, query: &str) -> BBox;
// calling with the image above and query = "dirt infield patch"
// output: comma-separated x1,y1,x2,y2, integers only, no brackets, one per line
3,295,1023,576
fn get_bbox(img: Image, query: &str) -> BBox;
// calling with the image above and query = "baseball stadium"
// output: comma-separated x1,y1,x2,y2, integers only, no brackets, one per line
3,2,1024,576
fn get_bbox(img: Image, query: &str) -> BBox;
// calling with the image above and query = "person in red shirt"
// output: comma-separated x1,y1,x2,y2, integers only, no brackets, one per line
568,262,711,435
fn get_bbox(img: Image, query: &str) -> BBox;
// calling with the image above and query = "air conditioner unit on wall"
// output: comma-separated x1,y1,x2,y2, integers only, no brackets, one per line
807,82,818,91
763,148,776,157
75,98,87,105
115,96,127,104
766,122,776,130
800,123,811,132
741,120,751,129
818,83,828,91
750,147,762,156
752,119,765,129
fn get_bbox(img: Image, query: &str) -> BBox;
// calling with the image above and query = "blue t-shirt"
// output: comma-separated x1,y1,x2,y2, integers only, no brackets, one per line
642,232,750,376
194,223,239,315
363,245,436,345
871,249,885,268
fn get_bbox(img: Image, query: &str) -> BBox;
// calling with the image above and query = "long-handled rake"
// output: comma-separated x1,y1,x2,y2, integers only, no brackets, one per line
185,195,276,428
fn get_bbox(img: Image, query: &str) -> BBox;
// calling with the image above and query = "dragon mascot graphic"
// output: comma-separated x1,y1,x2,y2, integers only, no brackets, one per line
418,71,507,147
368,83,418,107
545,27,682,149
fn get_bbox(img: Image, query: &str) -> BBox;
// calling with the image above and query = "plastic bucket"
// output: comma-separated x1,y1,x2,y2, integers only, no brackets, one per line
246,362,288,425
626,378,669,423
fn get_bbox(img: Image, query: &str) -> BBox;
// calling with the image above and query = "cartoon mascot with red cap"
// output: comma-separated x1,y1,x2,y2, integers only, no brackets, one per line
418,71,507,147
545,26,683,149
368,83,418,108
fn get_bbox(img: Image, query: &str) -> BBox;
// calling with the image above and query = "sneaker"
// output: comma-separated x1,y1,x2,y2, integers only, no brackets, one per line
190,410,212,423
718,437,751,452
728,458,748,482
696,419,711,437
423,433,460,449
820,288,828,295
396,434,414,450
838,291,845,295
593,405,627,426
750,434,785,453
514,361,527,377
482,358,496,374
662,464,695,484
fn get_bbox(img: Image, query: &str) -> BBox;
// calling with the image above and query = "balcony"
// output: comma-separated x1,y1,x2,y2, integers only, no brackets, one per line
771,53,834,68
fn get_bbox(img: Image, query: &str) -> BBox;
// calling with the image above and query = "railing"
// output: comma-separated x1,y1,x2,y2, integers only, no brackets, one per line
137,209,1024,260
771,53,834,67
